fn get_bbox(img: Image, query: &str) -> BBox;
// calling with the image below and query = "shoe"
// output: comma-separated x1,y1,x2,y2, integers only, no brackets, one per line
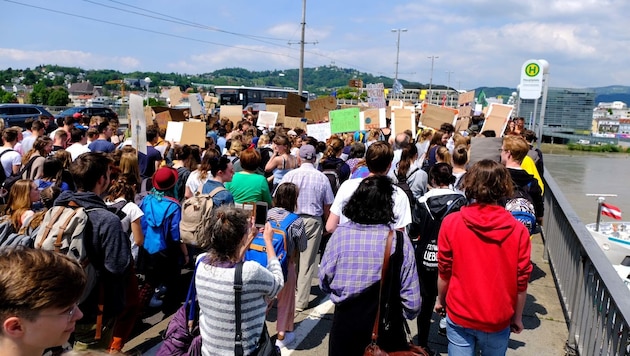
275,331,295,348
148,294,163,308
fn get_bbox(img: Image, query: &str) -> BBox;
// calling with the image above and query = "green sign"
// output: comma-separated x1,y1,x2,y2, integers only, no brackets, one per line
524,62,540,77
329,107,360,134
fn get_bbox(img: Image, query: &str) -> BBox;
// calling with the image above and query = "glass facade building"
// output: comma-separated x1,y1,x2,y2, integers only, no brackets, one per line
519,87,595,132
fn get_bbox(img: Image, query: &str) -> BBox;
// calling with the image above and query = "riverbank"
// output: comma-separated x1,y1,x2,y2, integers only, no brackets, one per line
540,143,630,157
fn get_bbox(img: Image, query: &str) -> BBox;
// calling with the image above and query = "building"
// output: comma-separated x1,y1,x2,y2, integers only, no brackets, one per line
519,87,595,133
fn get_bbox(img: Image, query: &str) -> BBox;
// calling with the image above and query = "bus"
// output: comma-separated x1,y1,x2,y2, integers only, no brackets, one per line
214,86,310,110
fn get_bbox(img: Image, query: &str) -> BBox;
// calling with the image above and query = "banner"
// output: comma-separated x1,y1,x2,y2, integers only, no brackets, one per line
329,107,360,134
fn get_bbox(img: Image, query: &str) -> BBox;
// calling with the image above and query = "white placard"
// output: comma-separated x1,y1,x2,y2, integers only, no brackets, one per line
306,122,332,143
257,110,278,128
164,121,184,143
129,94,147,154
189,93,206,117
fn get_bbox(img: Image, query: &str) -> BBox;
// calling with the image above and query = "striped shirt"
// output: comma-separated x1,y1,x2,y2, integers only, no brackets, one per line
267,207,307,256
196,259,284,356
279,162,334,216
319,222,421,320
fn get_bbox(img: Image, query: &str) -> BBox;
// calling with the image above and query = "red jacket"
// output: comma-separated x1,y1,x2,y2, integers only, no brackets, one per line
438,203,532,332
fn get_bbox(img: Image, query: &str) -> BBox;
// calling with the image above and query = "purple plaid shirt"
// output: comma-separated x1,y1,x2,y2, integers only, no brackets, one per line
318,222,421,320
279,162,334,216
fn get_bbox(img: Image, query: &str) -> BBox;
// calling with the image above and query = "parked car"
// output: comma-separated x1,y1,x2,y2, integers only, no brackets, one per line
55,106,118,122
0,104,56,128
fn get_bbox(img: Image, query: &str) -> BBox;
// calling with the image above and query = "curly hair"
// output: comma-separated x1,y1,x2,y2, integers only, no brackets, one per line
343,175,395,225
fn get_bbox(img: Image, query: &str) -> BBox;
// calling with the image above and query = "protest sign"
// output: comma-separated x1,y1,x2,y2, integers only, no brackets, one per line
165,121,206,146
128,94,147,154
286,93,307,117
265,104,285,126
360,108,386,130
169,87,184,107
220,105,243,125
392,108,414,138
284,116,307,130
306,122,332,142
482,103,513,136
308,96,336,123
257,110,278,128
421,103,458,130
329,107,360,134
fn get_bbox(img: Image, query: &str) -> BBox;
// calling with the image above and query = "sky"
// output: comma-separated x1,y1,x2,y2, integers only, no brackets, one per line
1,0,629,90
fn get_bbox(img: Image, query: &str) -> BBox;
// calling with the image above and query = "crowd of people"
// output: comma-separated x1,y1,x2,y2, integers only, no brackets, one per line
0,110,542,355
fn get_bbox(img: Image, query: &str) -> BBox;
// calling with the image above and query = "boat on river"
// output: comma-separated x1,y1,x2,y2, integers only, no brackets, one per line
585,221,630,265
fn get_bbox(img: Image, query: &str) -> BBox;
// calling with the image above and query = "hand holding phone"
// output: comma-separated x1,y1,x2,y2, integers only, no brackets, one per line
254,202,268,228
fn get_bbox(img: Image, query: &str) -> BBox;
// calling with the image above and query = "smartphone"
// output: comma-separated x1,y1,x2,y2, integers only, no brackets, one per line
236,202,255,218
254,202,268,228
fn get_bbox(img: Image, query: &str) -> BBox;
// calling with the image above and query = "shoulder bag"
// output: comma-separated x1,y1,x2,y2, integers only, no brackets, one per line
364,231,430,356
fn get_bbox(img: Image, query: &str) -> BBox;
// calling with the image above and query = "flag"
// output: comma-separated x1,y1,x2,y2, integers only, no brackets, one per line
393,79,404,94
477,90,488,108
602,203,622,220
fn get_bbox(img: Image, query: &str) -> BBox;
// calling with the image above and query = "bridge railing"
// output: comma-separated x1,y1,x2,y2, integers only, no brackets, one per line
543,171,630,355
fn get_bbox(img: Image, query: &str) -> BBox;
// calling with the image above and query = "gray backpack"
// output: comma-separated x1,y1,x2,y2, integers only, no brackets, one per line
180,186,225,246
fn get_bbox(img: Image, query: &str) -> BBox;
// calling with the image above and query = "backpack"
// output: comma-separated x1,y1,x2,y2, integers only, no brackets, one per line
173,167,191,203
258,147,274,173
0,155,39,202
0,214,39,249
395,167,419,207
134,177,153,206
504,182,537,234
322,161,343,196
0,149,14,185
179,186,225,246
409,193,467,271
244,212,299,280
33,202,100,304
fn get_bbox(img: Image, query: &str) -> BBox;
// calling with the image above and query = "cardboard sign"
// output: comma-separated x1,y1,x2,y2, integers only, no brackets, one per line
264,98,286,106
204,94,219,104
458,106,473,118
128,94,148,154
458,90,476,105
389,99,404,108
165,121,206,147
329,107,360,134
220,105,243,125
360,108,386,130
284,116,307,130
257,110,278,128
348,79,363,88
482,103,513,137
189,93,206,117
265,104,286,126
154,110,172,131
286,93,307,118
392,108,414,138
455,117,471,133
306,122,332,142
421,103,458,130
309,96,336,123
366,83,386,109
169,87,184,107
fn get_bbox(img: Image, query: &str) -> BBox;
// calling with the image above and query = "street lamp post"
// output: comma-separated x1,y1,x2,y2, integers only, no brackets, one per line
445,70,453,106
427,56,438,104
144,77,152,107
391,28,407,85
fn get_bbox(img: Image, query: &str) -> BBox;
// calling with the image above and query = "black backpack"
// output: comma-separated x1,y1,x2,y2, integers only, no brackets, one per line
322,161,343,196
0,149,14,185
0,153,39,203
395,167,419,207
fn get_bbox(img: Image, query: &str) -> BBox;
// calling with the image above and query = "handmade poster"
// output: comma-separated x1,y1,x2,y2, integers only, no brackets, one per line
421,103,458,130
455,117,471,133
309,96,336,123
168,87,184,107
265,104,285,126
204,94,219,104
360,108,386,130
392,108,414,138
257,111,278,128
189,93,206,117
329,107,360,134
458,90,476,105
284,116,307,131
306,122,332,143
128,94,147,154
165,121,206,147
481,103,513,137
153,110,172,131
389,99,404,108
286,93,307,117
366,83,386,108
220,105,243,125
458,106,473,118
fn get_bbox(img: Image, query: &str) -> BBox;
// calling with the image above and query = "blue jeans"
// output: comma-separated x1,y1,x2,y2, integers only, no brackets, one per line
446,315,510,356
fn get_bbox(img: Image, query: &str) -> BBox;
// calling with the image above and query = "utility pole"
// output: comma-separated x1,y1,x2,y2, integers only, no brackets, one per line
297,0,306,97
391,29,407,84
427,56,438,104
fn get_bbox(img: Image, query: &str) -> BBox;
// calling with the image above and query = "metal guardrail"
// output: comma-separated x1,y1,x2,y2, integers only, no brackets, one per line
543,171,630,355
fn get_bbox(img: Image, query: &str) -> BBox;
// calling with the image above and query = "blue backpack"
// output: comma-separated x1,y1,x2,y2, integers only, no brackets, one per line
244,212,299,280
505,182,537,234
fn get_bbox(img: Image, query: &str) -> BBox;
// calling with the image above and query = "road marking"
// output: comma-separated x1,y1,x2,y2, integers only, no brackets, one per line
281,296,334,355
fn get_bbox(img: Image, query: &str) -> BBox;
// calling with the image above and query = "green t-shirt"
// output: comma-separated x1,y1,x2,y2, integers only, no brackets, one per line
225,171,272,205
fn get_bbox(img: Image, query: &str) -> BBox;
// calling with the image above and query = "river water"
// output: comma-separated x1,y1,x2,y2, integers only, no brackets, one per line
544,154,630,224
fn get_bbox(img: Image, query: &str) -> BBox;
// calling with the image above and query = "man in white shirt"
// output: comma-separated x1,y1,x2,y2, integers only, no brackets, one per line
326,141,411,233
21,120,45,154
0,128,22,178
65,127,91,161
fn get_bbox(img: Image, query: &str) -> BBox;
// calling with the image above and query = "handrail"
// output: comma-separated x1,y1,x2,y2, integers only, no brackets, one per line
543,170,630,355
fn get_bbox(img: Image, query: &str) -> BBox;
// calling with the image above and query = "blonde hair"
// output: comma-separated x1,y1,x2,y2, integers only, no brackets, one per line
3,179,35,230
436,146,452,166
119,152,141,185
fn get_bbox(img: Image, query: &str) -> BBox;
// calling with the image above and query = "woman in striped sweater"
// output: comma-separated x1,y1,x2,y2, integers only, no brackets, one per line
196,206,284,355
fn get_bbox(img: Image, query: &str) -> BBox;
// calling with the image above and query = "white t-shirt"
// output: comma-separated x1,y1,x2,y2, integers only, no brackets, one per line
21,135,37,154
66,143,91,161
185,170,211,196
330,177,411,229
106,198,144,261
0,147,22,178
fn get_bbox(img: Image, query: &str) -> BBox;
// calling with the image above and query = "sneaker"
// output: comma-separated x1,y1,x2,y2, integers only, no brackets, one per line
275,331,295,348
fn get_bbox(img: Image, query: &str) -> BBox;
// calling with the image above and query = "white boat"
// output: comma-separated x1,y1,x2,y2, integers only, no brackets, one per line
585,221,630,265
